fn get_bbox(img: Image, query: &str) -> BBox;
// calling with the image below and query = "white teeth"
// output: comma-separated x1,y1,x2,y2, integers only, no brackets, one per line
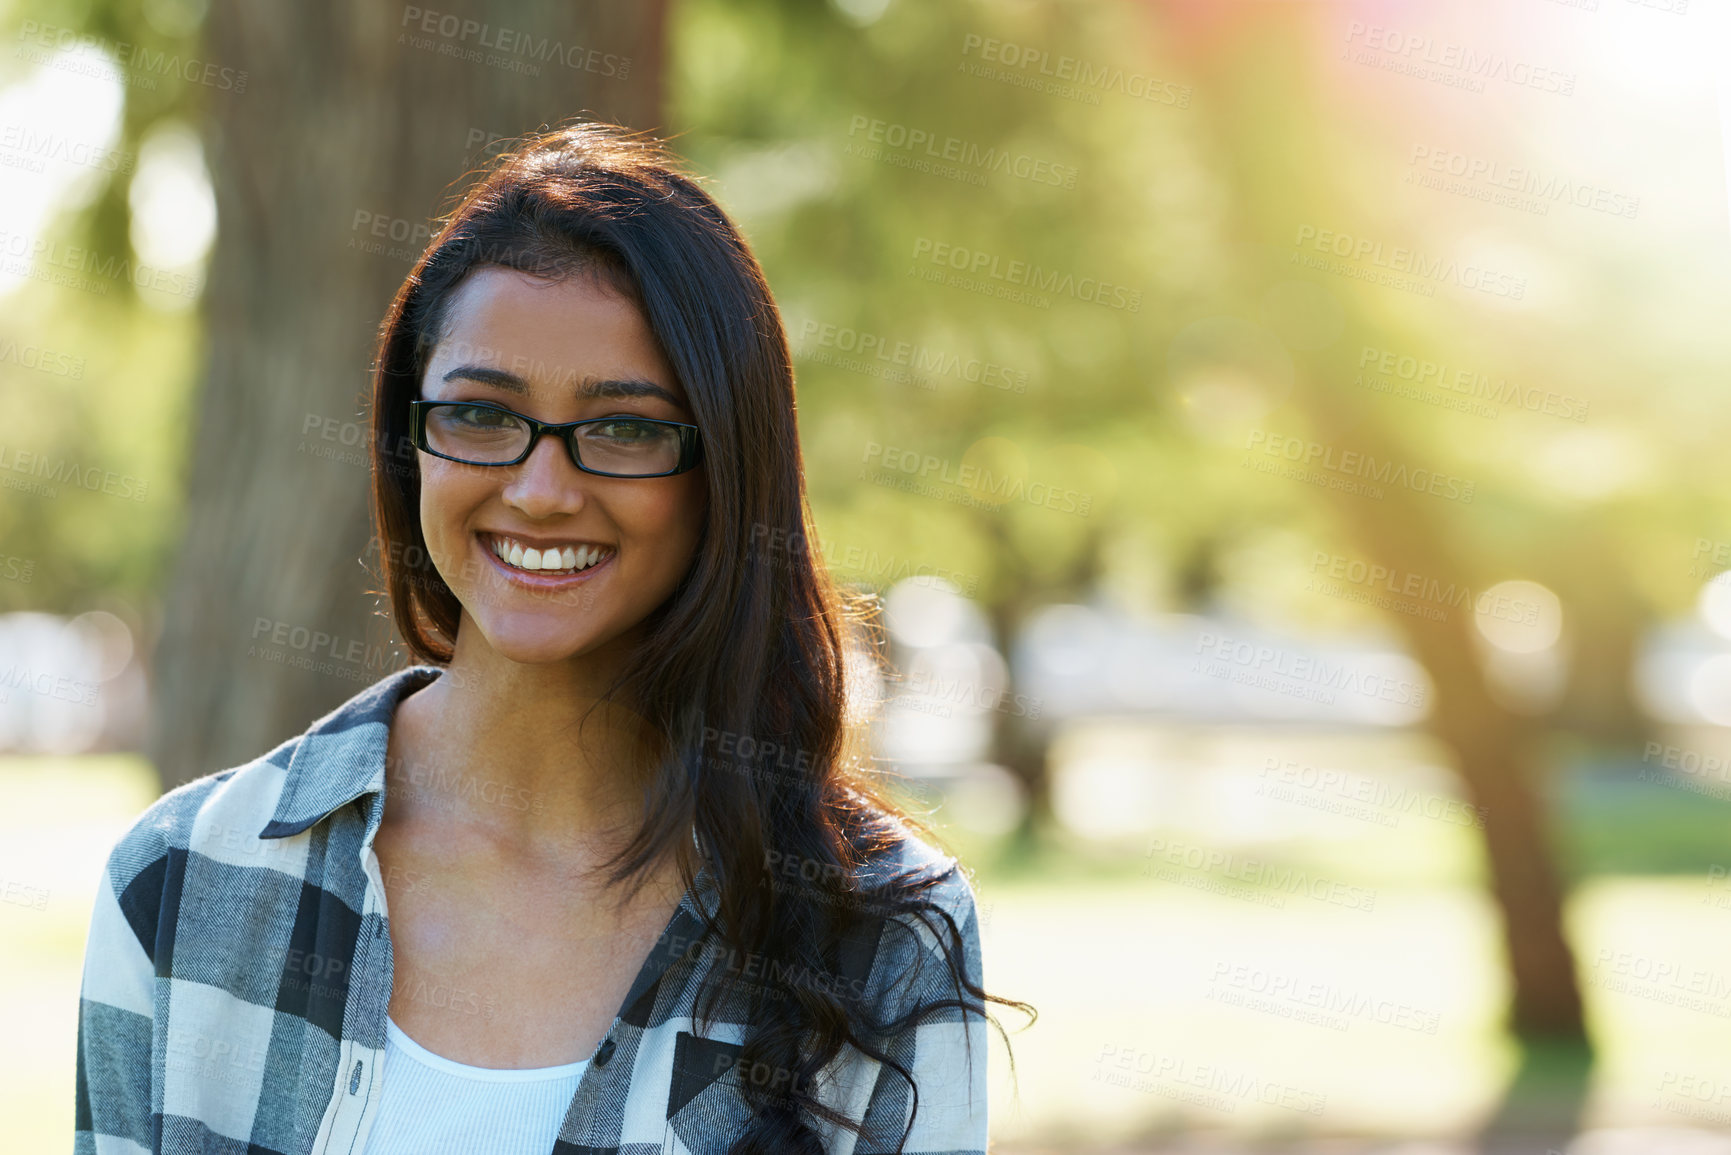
489,536,608,574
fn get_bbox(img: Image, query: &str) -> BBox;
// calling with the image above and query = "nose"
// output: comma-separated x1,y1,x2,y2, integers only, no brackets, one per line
499,431,588,519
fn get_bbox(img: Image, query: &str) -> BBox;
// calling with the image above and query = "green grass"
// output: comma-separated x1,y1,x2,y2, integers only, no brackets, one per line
0,755,160,1155
1554,760,1731,879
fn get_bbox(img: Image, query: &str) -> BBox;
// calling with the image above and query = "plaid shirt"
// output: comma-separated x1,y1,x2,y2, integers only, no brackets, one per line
75,664,988,1154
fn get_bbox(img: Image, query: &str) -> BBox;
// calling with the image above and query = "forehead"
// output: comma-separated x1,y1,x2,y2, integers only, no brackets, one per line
427,265,682,400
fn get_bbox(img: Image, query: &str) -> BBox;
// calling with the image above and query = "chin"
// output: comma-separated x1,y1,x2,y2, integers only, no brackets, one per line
470,614,607,666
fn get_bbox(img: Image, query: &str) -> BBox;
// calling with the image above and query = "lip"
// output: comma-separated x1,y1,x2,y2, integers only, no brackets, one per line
476,532,615,589
479,530,614,553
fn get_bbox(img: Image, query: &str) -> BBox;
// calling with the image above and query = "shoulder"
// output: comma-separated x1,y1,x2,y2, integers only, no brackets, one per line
100,663,439,915
97,734,304,961
850,810,983,1020
861,818,978,926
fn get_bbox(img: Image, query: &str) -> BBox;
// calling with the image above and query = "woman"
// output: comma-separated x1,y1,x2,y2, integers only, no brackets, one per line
75,122,1022,1155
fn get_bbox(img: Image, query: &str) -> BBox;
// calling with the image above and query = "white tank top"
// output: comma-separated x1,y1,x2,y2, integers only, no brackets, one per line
360,1016,590,1155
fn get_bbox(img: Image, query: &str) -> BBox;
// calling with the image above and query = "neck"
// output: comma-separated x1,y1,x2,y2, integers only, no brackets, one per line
386,620,663,862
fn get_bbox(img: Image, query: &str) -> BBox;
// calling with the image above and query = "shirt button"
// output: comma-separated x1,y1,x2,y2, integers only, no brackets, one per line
593,1036,616,1067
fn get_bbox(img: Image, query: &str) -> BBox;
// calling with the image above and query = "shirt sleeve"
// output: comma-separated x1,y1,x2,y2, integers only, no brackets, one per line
852,867,990,1155
74,837,160,1155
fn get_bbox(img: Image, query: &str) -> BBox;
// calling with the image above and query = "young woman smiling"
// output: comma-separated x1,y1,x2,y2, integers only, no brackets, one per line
75,123,1022,1155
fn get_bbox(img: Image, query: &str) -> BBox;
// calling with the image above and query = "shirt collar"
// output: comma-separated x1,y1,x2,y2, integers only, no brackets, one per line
257,662,722,922
259,663,443,840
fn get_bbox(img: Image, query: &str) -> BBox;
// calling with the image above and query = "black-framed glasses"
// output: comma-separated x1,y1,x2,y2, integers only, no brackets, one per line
409,400,703,477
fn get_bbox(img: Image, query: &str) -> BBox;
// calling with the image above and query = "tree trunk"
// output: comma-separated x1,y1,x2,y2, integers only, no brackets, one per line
1157,5,1589,1039
1295,351,1587,1037
1293,363,1588,1037
984,513,1105,849
148,0,666,791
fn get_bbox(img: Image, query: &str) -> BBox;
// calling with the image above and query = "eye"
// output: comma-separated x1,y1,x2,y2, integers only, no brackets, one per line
586,419,664,442
446,404,518,429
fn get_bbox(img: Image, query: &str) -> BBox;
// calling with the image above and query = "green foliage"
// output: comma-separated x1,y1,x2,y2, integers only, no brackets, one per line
0,0,208,610
0,289,197,611
670,0,1224,621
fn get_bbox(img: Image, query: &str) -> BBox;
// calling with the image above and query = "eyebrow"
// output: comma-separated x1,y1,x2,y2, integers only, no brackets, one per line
441,365,682,406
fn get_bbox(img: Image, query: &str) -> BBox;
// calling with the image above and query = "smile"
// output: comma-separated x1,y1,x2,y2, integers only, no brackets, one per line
481,533,615,575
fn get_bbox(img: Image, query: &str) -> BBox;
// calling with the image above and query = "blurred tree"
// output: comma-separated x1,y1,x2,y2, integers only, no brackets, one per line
148,1,667,788
1158,2,1591,1042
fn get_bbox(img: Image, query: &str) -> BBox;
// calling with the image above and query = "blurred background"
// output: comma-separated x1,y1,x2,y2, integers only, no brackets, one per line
3,0,1730,1152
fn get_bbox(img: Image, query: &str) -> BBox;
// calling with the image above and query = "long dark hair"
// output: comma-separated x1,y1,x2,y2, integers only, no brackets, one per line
367,121,1028,1153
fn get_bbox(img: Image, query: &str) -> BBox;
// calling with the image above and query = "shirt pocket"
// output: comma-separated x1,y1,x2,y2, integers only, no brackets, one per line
662,1031,755,1154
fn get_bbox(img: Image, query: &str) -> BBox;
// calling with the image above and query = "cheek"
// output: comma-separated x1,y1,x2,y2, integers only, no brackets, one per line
417,464,484,557
667,477,707,547
624,483,705,571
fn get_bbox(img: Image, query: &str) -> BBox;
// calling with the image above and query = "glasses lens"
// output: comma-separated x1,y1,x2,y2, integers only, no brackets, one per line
573,419,683,476
424,404,530,463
